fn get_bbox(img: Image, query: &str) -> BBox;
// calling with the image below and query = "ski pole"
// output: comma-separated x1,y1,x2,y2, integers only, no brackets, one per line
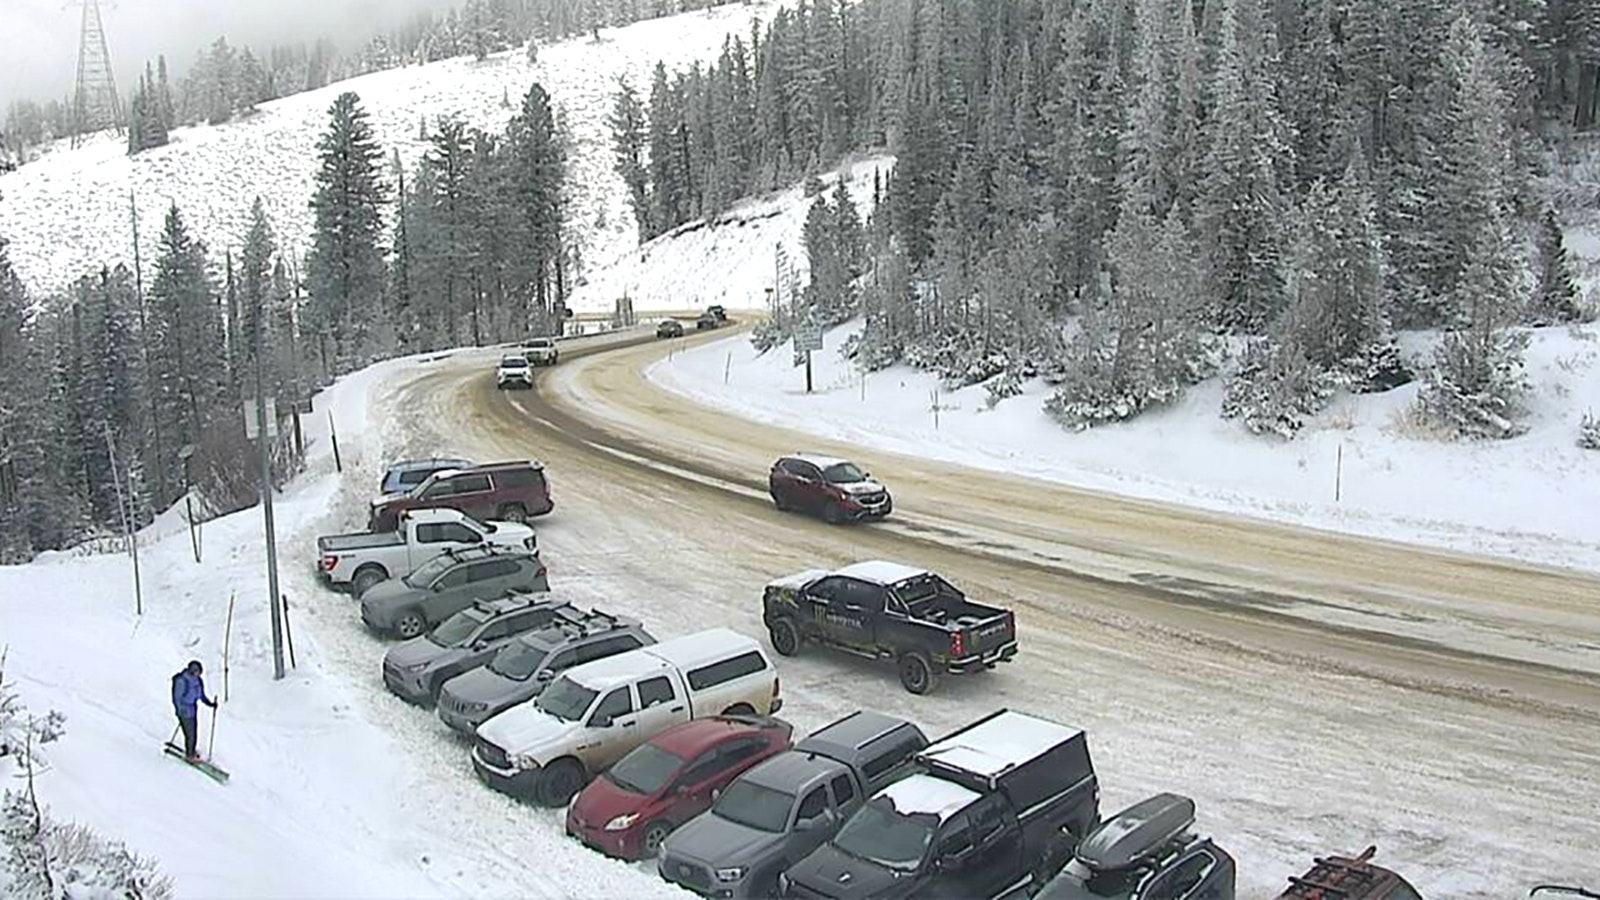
206,704,219,759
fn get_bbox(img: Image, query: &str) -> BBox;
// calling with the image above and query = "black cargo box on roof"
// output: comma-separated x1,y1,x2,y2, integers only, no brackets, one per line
914,709,1093,814
1077,793,1196,871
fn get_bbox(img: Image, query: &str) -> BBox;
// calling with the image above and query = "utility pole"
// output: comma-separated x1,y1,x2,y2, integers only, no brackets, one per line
104,424,143,615
250,343,286,680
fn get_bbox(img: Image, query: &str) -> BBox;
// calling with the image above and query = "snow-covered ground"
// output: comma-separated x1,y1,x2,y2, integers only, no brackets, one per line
0,346,689,898
0,3,787,309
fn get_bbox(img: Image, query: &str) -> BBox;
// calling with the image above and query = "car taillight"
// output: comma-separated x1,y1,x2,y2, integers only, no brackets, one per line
951,630,965,658
320,555,338,572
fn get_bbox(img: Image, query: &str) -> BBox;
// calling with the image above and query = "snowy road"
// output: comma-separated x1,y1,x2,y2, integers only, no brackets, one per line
308,325,1600,898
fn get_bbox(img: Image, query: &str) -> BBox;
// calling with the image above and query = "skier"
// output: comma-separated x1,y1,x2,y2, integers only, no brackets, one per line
171,660,217,762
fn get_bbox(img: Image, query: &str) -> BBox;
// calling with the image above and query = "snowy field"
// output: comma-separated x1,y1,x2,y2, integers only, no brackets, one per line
0,2,787,309
0,345,692,897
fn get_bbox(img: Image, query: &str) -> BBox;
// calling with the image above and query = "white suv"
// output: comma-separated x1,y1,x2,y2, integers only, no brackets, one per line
472,628,782,807
496,354,534,390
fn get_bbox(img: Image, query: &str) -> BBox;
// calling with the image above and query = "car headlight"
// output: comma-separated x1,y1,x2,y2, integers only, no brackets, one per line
715,867,746,883
603,813,640,832
465,701,489,713
512,753,540,771
404,662,430,673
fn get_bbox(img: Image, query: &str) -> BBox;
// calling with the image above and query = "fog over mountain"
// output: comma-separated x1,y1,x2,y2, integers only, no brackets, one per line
1,0,445,108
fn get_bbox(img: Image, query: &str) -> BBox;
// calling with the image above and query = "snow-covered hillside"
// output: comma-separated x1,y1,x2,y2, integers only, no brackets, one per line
0,3,786,309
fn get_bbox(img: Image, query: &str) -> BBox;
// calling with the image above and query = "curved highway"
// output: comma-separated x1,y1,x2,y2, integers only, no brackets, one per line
390,325,1600,898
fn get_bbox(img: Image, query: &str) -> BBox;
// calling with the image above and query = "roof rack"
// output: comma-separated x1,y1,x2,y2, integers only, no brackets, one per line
1281,846,1392,899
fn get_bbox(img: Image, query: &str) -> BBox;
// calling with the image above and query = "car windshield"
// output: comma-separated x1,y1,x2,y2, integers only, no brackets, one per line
502,357,528,367
528,339,552,348
823,463,867,484
488,640,549,680
398,469,432,487
404,555,456,588
712,780,794,833
605,742,686,796
428,612,481,647
830,799,936,872
535,676,597,722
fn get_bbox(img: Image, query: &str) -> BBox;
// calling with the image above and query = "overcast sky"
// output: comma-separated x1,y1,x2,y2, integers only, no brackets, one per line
2,0,444,109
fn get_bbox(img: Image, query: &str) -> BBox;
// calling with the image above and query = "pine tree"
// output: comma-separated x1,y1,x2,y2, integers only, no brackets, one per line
145,203,224,497
305,92,388,375
240,198,277,387
611,78,652,239
1530,208,1586,325
508,82,567,333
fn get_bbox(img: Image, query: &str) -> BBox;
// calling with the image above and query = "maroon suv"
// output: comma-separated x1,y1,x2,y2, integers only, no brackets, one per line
369,460,552,531
768,454,892,524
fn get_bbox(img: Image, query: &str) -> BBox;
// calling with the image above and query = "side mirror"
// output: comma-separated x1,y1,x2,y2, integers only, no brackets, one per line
535,670,555,682
471,640,488,651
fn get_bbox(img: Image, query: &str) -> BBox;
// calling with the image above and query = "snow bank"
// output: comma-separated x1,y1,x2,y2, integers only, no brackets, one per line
0,3,789,310
650,320,1600,572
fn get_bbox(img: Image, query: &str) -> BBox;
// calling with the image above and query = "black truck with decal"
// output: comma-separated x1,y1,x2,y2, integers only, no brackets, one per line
761,560,1018,694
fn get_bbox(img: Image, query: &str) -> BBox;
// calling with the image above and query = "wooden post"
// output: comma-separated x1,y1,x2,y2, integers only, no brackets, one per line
725,351,732,385
186,495,202,564
805,351,813,394
328,411,342,473
1336,443,1344,503
281,594,297,669
221,591,236,702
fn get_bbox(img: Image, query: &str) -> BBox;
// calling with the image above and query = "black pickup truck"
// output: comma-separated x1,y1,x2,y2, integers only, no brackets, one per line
779,709,1101,900
762,561,1018,694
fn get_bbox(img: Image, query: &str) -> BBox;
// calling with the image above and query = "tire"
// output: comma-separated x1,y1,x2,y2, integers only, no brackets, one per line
898,652,939,695
771,491,789,512
641,821,673,859
769,618,801,657
722,702,756,717
822,501,846,525
351,567,387,599
394,609,427,640
498,503,529,524
536,758,586,808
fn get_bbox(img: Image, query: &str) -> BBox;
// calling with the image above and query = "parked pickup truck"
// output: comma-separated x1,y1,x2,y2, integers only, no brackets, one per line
316,507,536,597
781,709,1101,900
763,561,1017,694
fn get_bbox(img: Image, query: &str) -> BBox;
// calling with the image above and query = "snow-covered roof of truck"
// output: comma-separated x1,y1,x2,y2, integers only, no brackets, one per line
919,711,1083,780
876,773,979,822
836,560,930,586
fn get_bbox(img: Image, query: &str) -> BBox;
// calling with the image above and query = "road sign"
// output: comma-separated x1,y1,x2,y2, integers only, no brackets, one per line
794,324,824,353
243,397,279,440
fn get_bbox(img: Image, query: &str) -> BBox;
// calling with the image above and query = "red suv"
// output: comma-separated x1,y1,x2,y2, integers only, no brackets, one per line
566,716,793,860
369,460,552,531
768,454,892,524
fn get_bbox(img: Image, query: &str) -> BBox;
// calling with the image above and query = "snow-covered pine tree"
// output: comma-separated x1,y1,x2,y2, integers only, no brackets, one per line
240,199,277,392
1530,208,1587,325
1221,328,1328,438
1197,0,1291,334
146,204,225,502
1580,411,1600,449
610,78,652,239
306,92,388,375
508,82,567,334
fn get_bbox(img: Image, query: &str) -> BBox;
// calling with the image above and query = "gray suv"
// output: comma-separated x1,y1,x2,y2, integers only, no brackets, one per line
382,595,575,706
359,545,548,639
437,609,655,736
658,711,927,898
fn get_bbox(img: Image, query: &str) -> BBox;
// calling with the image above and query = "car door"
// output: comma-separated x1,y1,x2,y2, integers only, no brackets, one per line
802,576,846,634
423,563,476,623
809,577,877,649
448,473,494,519
789,784,835,858
791,461,826,512
669,743,735,819
950,795,1020,898
468,558,522,602
633,674,686,736
581,684,643,772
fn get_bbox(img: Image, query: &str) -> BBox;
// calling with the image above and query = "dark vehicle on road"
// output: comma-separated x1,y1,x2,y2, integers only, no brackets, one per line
781,710,1100,900
659,711,929,898
769,455,891,524
359,545,548,639
763,561,1017,694
569,715,794,861
658,319,686,339
1033,793,1235,900
370,460,553,531
708,305,728,322
380,457,475,496
437,608,655,736
1276,847,1423,900
697,310,721,330
382,595,572,705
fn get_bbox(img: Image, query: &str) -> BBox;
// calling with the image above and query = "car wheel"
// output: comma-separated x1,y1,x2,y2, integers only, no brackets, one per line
641,821,672,859
499,503,529,524
537,759,586,808
898,652,939,695
771,491,789,512
769,618,801,657
351,568,387,599
395,610,427,640
823,502,846,525
722,702,756,717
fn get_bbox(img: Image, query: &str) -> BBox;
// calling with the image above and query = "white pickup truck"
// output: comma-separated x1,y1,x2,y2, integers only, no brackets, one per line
316,507,537,597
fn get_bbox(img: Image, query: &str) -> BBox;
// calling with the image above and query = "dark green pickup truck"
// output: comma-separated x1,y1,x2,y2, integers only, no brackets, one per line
761,560,1018,694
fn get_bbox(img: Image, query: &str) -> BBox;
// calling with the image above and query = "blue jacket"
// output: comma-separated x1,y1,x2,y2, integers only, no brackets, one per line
172,671,213,719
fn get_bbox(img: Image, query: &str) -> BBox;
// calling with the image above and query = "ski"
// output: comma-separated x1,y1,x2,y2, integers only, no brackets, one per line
162,742,231,783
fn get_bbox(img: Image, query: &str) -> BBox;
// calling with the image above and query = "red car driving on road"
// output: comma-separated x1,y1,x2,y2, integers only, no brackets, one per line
566,715,793,860
768,454,892,524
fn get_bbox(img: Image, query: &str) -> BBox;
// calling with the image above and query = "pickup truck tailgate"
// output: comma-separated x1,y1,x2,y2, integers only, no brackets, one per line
955,608,1016,660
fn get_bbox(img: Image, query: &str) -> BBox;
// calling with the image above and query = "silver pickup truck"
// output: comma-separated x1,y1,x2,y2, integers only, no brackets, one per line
316,507,536,597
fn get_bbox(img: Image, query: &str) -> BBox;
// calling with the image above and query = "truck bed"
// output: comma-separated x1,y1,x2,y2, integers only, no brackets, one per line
317,530,406,554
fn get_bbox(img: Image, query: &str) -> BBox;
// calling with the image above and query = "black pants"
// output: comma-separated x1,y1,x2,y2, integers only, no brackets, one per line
177,715,199,757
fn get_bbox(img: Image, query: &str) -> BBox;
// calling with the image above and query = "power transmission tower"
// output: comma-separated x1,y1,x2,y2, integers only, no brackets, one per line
71,0,123,145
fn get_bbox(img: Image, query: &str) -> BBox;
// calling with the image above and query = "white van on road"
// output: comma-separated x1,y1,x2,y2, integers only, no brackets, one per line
472,628,783,807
